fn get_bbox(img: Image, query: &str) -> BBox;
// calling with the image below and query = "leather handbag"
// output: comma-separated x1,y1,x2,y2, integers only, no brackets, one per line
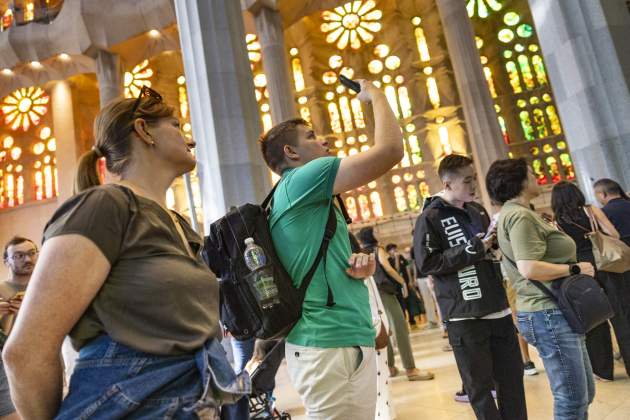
569,207,630,274
375,318,389,350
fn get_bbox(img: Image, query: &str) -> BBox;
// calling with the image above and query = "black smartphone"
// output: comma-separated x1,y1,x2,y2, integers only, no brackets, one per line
339,74,361,93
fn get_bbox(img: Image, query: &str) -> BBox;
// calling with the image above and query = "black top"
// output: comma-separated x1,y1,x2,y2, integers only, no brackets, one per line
556,210,595,265
603,198,630,247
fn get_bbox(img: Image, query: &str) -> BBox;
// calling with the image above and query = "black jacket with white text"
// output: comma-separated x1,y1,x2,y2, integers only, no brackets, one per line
412,196,508,320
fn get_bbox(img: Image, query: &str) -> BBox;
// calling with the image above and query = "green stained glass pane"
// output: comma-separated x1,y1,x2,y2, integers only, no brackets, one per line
546,105,562,135
519,111,535,141
518,55,535,89
517,24,533,38
517,99,527,108
560,153,576,180
515,43,525,52
557,141,567,150
503,50,513,59
532,108,549,138
487,0,503,12
532,55,548,85
498,29,514,43
506,61,522,93
529,44,539,52
504,12,520,26
530,96,540,105
494,104,501,112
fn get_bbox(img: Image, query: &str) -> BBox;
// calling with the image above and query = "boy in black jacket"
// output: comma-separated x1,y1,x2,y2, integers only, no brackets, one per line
413,155,526,420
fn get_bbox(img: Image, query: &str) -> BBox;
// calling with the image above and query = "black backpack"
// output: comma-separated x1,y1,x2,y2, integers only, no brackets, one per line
203,185,348,340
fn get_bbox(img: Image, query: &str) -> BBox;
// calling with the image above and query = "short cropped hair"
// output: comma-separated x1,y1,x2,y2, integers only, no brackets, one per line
438,154,473,181
3,236,36,260
485,158,529,205
593,178,630,200
258,118,309,174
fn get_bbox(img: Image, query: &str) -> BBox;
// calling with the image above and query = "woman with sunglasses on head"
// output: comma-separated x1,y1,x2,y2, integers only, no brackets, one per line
2,87,249,419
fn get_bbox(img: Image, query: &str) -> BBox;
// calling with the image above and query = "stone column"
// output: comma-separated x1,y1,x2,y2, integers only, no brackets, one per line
528,0,630,200
50,80,78,202
251,5,297,124
435,0,508,208
175,0,271,229
94,50,123,108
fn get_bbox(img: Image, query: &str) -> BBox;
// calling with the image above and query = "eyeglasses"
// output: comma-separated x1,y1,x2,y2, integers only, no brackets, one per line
129,85,163,119
10,250,38,261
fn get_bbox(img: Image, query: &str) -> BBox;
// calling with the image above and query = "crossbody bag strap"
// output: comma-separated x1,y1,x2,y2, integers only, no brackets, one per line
262,183,280,210
501,251,558,302
583,206,599,233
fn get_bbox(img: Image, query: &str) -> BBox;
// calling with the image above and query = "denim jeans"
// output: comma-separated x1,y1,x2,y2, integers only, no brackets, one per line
56,335,250,420
221,338,255,420
517,309,595,420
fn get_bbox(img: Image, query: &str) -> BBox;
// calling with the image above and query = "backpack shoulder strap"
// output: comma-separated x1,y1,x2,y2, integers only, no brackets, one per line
298,200,338,297
262,183,279,210
501,252,557,302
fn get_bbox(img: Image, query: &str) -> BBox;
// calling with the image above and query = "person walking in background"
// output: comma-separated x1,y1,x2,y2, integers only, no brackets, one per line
552,181,623,381
0,236,38,420
594,178,630,247
359,227,435,382
488,158,595,419
387,243,423,329
414,154,526,420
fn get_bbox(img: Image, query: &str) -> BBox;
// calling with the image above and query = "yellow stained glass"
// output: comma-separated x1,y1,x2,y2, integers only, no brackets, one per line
10,147,21,160
532,108,548,138
328,102,342,133
384,85,400,118
505,61,522,93
292,58,306,92
519,111,535,141
1,87,50,132
419,182,430,199
560,153,575,180
439,126,452,155
414,27,431,62
483,67,497,98
398,87,412,119
124,60,153,98
350,98,366,128
407,185,419,210
339,96,354,132
546,105,562,135
385,56,401,70
546,156,561,183
531,55,548,85
2,136,13,148
178,86,189,120
370,191,383,217
300,106,311,123
321,1,382,50
426,77,440,109
394,187,407,212
517,55,535,90
323,71,337,85
16,175,23,205
358,194,372,220
368,60,383,74
345,196,359,221
44,165,54,198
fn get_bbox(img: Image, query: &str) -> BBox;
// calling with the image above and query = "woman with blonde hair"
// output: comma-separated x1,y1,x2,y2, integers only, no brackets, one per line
2,87,248,419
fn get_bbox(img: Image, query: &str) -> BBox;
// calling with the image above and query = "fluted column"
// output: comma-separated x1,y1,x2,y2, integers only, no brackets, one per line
435,0,508,208
175,0,270,229
94,50,123,108
251,5,297,124
528,0,630,199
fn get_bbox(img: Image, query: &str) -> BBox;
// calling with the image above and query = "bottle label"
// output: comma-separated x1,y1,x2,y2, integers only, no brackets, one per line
245,265,280,310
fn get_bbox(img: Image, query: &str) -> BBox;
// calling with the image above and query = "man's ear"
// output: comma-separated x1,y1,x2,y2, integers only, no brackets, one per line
283,144,300,161
442,179,451,191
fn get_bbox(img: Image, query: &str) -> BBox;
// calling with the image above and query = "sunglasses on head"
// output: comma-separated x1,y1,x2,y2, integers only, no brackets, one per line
130,85,163,115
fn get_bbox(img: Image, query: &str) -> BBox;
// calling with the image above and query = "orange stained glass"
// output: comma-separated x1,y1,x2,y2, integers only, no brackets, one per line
6,173,14,207
546,105,562,135
419,182,430,199
532,159,547,185
546,156,561,184
344,196,358,221
384,85,399,118
16,175,24,205
426,77,440,109
414,27,431,62
397,86,412,118
350,98,366,128
328,102,342,133
370,191,383,217
339,96,354,132
483,67,497,98
358,194,371,220
531,55,548,85
505,61,522,94
560,153,575,180
44,165,54,198
292,58,306,92
517,55,535,90
532,108,548,138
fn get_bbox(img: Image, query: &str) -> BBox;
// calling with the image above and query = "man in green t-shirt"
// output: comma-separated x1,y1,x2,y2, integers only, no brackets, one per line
259,80,403,419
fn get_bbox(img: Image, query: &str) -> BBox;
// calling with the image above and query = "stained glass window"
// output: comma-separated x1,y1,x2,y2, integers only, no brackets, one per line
124,60,153,98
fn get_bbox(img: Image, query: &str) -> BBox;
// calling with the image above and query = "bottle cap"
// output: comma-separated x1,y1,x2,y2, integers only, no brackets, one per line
244,237,254,245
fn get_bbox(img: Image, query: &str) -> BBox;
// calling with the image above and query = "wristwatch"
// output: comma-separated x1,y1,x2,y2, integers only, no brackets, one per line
569,264,581,275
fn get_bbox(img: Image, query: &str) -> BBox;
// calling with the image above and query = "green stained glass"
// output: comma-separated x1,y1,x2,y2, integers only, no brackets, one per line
498,116,510,144
467,0,475,17
557,141,567,150
532,108,549,138
529,44,539,52
515,43,525,52
503,50,513,59
560,153,575,180
517,99,527,108
506,61,522,93
494,104,501,112
517,55,535,89
487,0,503,11
530,96,540,105
504,12,520,26
517,24,533,38
532,159,547,184
468,0,503,18
531,55,548,85
498,29,514,43
478,0,489,18
519,110,535,141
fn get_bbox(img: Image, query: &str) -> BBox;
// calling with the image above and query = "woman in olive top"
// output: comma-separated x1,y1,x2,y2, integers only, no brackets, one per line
2,88,248,419
487,158,596,420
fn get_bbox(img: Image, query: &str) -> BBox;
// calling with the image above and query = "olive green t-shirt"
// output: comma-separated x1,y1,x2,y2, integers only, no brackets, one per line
43,184,220,355
498,200,577,312
269,157,374,348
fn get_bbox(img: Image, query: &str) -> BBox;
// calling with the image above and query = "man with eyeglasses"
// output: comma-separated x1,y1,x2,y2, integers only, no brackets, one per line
0,236,38,419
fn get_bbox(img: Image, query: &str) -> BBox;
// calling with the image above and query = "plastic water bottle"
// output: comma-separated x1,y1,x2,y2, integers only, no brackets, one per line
244,237,280,309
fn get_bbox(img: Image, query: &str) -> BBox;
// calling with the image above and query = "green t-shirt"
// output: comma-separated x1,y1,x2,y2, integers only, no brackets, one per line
498,200,577,312
269,157,374,348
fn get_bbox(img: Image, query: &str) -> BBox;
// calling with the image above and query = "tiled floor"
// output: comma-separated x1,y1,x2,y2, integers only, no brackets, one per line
273,328,630,419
